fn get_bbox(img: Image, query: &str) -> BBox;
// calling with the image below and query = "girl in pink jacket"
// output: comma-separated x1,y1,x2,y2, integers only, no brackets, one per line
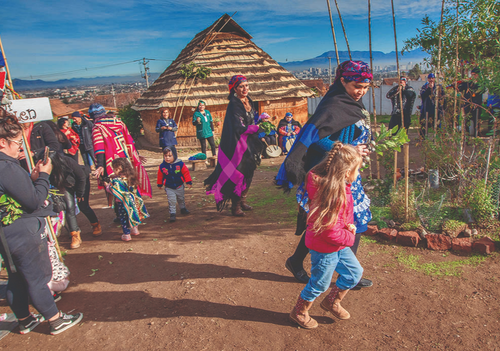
290,143,364,329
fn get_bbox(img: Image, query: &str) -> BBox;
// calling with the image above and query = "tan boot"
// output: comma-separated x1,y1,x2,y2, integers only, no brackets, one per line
320,284,350,320
231,199,245,217
70,231,82,249
91,222,102,236
289,296,318,329
240,188,253,211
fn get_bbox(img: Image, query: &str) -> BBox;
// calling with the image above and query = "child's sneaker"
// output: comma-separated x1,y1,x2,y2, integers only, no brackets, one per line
130,226,140,236
169,213,176,222
180,208,190,215
53,292,62,303
19,314,45,335
121,234,132,241
49,312,83,335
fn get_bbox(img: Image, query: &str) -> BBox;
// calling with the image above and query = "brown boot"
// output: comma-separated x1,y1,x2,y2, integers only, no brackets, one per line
70,231,82,249
231,199,245,217
320,284,350,320
91,222,102,236
240,188,253,211
289,296,318,329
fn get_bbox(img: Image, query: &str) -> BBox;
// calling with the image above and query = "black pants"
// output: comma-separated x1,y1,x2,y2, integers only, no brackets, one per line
76,176,98,224
389,112,411,133
63,189,80,233
200,136,216,156
0,218,59,320
262,135,277,146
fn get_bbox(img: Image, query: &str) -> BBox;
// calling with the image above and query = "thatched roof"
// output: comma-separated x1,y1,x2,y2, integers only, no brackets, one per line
133,14,313,111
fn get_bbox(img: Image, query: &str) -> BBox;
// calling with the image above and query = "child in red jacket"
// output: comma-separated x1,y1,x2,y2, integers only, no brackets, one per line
157,147,192,222
290,143,363,329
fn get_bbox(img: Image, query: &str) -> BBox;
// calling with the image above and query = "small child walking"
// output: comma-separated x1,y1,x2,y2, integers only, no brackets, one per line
290,143,364,329
107,158,150,241
157,147,192,222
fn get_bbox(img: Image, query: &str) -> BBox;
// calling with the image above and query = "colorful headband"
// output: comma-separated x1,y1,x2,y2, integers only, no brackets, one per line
228,75,247,92
285,112,293,118
198,100,206,106
336,60,373,83
258,112,270,121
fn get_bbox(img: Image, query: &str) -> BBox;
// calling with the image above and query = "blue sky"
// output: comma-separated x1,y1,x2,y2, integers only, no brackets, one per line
0,0,443,81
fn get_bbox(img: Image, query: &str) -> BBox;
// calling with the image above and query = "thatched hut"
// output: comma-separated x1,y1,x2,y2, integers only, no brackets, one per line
133,14,313,146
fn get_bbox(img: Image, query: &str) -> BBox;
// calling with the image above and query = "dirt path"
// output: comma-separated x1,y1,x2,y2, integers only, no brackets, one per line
1,148,499,351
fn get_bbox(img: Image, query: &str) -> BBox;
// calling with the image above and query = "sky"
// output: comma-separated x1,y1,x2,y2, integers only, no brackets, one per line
0,0,444,81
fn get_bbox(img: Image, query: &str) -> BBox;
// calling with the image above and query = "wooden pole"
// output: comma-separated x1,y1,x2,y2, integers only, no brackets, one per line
391,0,408,215
368,0,380,179
393,150,398,188
326,0,340,65
425,112,429,138
434,0,446,135
453,0,460,128
334,0,351,60
404,143,410,221
0,35,14,89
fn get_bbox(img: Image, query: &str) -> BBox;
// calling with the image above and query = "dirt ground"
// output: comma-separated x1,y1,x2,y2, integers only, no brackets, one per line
1,139,499,351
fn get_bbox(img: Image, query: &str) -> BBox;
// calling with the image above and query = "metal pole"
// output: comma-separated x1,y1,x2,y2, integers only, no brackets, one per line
326,0,340,65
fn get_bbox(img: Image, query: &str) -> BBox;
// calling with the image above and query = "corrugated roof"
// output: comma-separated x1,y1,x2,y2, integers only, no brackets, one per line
133,14,313,111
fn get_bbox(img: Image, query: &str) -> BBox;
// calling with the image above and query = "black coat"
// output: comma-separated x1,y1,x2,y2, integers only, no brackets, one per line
30,122,62,158
73,117,94,152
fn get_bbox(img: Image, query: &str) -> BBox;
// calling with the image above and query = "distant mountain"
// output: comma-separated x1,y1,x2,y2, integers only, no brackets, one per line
279,49,427,71
13,73,161,91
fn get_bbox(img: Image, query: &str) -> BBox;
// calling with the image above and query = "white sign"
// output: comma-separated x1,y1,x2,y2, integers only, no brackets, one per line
5,97,53,123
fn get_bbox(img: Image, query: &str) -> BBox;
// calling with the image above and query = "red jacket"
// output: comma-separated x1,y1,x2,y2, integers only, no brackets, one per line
61,128,80,156
305,172,355,253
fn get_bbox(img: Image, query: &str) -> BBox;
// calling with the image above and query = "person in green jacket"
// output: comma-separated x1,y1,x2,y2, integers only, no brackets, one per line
192,100,216,157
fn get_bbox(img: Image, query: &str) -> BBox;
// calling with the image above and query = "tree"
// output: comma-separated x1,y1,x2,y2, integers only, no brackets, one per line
408,64,422,80
403,0,500,95
118,103,143,138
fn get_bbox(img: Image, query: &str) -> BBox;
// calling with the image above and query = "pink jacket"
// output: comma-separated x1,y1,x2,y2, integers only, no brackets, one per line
305,172,355,253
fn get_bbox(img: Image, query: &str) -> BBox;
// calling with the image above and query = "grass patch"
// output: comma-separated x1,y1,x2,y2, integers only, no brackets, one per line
360,236,378,244
396,251,488,277
248,183,297,224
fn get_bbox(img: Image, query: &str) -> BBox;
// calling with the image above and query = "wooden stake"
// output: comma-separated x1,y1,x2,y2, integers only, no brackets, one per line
453,0,460,127
404,143,409,221
326,0,340,65
391,0,408,216
368,0,380,179
425,112,429,138
393,150,398,188
334,0,351,60
434,0,446,136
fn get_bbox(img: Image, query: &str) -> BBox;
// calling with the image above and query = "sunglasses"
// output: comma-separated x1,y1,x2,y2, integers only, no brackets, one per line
7,138,23,146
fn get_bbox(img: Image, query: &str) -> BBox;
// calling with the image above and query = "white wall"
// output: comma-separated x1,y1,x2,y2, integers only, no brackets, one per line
308,81,427,116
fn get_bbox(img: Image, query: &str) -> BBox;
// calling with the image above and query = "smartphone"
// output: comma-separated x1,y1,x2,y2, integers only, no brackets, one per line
43,146,50,164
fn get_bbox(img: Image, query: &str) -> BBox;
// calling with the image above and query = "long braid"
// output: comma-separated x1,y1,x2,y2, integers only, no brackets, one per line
325,142,344,172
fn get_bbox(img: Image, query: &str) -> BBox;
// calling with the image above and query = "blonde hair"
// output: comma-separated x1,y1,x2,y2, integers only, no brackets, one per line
307,143,362,234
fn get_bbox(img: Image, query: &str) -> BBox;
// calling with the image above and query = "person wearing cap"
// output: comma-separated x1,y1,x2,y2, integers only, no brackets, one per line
419,73,446,138
89,103,152,198
71,111,95,168
278,112,301,154
386,77,416,133
257,112,278,151
204,75,263,217
456,67,484,136
192,100,216,157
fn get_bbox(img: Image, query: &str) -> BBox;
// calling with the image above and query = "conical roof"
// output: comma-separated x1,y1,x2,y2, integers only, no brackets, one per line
133,14,313,111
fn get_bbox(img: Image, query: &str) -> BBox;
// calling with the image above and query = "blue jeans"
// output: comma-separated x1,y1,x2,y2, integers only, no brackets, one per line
300,247,363,302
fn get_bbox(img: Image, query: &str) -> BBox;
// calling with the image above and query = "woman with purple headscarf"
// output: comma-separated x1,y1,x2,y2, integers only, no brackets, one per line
276,61,374,290
204,75,263,216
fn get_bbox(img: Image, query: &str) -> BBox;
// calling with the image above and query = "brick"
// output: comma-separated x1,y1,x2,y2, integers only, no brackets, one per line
452,237,472,253
426,234,452,251
396,231,420,247
377,228,397,241
472,237,496,255
364,225,378,236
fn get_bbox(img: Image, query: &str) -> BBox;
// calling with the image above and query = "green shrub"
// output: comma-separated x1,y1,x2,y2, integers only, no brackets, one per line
400,220,421,231
463,179,497,226
118,103,143,138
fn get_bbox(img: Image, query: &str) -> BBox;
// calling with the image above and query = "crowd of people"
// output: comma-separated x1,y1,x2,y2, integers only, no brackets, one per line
2,59,491,336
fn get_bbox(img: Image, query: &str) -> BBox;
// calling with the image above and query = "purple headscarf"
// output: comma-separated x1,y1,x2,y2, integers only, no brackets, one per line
335,60,373,83
228,75,247,92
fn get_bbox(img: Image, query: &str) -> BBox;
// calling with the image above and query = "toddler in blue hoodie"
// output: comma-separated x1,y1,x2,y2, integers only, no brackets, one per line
157,147,192,222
